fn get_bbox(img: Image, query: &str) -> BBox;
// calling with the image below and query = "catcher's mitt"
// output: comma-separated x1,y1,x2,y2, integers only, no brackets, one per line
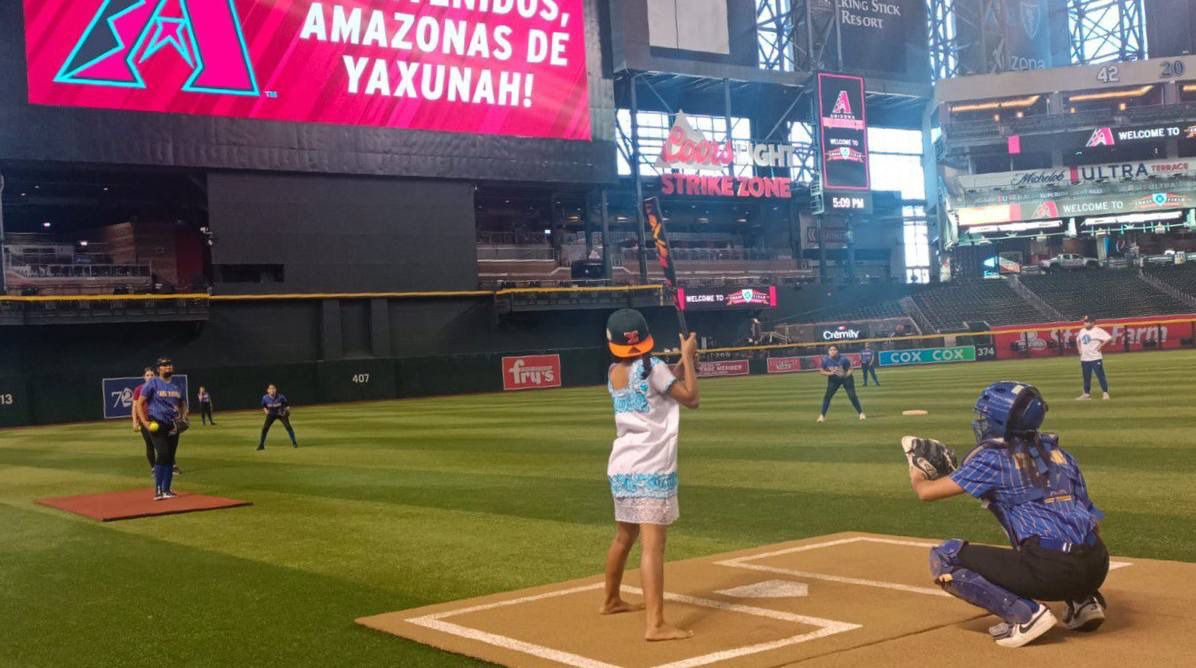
901,436,958,480
170,417,191,435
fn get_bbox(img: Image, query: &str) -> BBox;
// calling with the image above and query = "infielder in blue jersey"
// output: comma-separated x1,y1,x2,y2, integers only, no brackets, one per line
258,384,298,450
817,346,865,422
905,381,1109,648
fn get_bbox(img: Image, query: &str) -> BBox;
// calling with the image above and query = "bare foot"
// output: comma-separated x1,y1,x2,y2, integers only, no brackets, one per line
599,599,644,615
645,624,693,641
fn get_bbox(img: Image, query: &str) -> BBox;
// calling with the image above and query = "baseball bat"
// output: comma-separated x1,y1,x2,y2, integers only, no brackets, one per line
642,196,688,335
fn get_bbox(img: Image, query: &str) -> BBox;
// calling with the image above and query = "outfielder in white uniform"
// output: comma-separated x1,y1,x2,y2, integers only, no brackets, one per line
1075,315,1111,400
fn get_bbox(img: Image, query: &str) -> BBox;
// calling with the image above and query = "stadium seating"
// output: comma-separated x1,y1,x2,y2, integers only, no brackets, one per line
1144,263,1196,301
1020,270,1191,319
799,299,907,323
911,279,1037,330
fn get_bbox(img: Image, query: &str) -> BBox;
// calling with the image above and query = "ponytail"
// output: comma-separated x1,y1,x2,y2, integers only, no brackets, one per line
641,352,653,380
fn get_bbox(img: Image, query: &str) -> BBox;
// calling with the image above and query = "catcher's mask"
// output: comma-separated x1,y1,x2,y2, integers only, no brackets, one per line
973,381,1048,443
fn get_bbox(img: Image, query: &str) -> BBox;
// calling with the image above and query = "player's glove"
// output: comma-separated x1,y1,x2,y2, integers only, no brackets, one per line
170,417,191,435
901,436,958,480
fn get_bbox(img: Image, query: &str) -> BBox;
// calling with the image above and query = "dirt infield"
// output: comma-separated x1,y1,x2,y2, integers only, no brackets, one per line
357,532,1196,667
35,488,252,521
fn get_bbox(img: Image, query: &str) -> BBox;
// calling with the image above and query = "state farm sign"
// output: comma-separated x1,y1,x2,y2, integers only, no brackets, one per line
502,354,561,391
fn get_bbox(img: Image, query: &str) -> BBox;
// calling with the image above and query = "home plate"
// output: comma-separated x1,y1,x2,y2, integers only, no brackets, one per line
715,579,809,598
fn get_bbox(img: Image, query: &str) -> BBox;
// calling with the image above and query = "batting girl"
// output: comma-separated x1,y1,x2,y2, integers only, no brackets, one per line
258,384,298,450
600,309,699,642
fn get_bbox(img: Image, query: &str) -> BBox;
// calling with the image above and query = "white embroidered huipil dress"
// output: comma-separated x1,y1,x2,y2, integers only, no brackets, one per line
607,357,680,525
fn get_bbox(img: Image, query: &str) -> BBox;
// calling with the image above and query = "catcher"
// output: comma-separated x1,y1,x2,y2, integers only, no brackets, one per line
902,381,1109,648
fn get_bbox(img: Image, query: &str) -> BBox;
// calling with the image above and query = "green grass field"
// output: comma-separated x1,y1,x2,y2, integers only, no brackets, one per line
3,351,1195,667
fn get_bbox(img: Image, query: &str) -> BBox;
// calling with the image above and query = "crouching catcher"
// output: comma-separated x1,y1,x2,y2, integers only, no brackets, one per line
902,381,1109,648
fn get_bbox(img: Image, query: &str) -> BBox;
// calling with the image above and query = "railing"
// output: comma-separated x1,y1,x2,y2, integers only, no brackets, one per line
475,246,559,261
6,262,152,280
623,248,790,262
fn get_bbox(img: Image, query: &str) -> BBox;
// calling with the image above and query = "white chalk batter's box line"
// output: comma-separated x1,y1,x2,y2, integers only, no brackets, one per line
714,536,1132,598
401,536,1132,667
405,582,860,668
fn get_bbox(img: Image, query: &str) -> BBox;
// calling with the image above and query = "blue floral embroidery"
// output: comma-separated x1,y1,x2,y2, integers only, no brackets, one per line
609,359,652,414
608,472,678,498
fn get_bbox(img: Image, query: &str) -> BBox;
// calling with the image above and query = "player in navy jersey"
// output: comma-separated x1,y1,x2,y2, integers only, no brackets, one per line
135,357,188,500
908,381,1109,648
859,344,879,386
258,384,298,450
817,345,865,422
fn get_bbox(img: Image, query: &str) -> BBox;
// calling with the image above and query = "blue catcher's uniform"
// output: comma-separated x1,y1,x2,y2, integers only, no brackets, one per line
929,383,1109,628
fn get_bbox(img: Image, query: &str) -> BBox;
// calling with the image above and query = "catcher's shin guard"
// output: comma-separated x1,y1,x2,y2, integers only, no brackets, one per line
930,540,1038,624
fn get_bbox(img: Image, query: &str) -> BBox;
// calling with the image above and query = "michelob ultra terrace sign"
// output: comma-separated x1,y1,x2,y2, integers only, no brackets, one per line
956,158,1196,193
655,111,796,199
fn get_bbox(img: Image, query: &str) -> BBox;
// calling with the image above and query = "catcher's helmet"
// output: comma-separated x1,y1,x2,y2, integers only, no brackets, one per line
973,381,1048,442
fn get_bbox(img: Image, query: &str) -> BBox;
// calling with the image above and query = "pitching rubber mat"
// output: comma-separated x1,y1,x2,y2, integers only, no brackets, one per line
357,532,1196,667
35,488,252,522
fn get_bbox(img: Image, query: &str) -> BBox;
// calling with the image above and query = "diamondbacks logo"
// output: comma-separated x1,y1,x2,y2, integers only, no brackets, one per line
1086,127,1115,148
1031,200,1059,219
56,0,259,96
832,91,853,116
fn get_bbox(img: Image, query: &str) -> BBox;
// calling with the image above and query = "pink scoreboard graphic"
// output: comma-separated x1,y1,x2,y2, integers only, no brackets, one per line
22,0,591,141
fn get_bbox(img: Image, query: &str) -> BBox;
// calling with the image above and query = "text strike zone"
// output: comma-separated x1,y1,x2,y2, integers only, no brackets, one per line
300,1,573,107
661,174,794,199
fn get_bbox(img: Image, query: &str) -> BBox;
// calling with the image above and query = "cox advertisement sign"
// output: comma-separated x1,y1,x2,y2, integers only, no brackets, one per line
102,375,189,420
502,354,561,391
878,346,976,367
992,316,1196,359
767,353,862,374
697,359,750,378
23,0,591,141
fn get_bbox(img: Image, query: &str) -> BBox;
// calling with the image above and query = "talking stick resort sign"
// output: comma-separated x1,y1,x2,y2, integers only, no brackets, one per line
655,112,796,199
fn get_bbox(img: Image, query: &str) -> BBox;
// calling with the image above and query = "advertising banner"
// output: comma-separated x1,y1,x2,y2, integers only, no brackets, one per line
1072,123,1196,151
697,359,750,378
502,354,561,391
677,286,776,311
999,0,1061,71
956,158,1196,193
653,112,796,199
818,73,869,191
836,0,914,75
102,374,189,420
991,316,1196,360
23,0,591,141
956,190,1196,226
877,346,976,367
766,353,862,374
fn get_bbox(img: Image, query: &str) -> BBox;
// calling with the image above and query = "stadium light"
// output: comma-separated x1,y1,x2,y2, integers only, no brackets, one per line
42,221,51,228
1085,211,1184,227
1071,86,1152,103
950,95,1040,113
